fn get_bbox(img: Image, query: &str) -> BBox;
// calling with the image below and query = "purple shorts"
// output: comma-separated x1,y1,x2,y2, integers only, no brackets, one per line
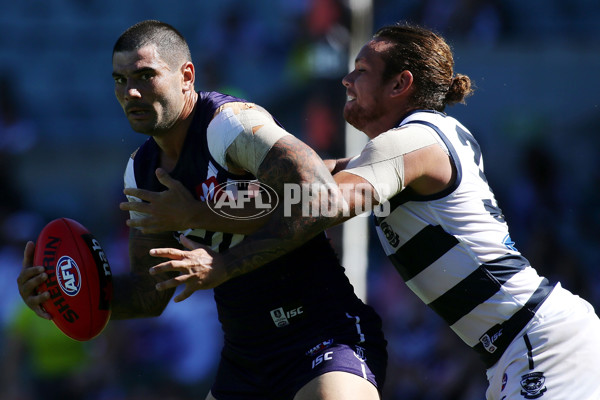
210,337,387,399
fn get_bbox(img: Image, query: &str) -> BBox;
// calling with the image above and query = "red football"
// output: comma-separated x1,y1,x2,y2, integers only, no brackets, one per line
33,218,113,341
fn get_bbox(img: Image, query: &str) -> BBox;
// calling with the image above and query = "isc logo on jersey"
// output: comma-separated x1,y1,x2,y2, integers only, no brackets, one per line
56,256,82,296
270,306,303,327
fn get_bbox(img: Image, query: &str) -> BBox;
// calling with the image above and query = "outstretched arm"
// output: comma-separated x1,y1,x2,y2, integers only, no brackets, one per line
213,160,379,281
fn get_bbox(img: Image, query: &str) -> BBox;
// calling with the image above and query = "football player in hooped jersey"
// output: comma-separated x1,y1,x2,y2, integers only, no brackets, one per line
17,20,388,400
148,24,600,399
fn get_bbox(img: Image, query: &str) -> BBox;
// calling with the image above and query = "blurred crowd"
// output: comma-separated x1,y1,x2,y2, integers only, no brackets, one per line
1,0,599,399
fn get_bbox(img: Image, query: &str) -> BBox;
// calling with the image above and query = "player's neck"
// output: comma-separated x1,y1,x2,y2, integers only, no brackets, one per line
155,92,198,172
180,90,198,121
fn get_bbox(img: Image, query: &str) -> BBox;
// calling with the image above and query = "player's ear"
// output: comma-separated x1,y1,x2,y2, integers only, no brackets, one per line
389,70,413,98
181,61,195,91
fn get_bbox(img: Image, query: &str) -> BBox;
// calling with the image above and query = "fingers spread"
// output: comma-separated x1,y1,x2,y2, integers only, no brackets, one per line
180,234,203,250
125,217,158,233
174,287,194,303
155,168,176,188
120,200,151,212
155,274,189,291
149,258,189,276
123,187,156,202
149,247,184,259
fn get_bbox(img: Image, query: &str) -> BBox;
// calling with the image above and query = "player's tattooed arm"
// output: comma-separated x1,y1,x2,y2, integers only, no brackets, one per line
110,229,179,319
218,135,348,280
257,135,343,236
147,136,376,294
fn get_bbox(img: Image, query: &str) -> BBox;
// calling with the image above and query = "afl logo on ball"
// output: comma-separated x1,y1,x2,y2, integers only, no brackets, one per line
56,256,82,296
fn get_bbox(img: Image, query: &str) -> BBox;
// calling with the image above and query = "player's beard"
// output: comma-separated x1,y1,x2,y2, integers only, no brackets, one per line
343,96,386,133
129,101,180,137
152,106,181,136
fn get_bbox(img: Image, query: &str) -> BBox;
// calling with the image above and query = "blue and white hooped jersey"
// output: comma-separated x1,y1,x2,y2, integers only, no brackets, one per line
371,110,554,354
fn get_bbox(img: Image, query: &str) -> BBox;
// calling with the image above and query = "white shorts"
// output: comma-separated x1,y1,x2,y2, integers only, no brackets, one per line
485,283,600,399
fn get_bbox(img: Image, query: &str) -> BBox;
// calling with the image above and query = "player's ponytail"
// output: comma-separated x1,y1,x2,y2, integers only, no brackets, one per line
444,74,474,106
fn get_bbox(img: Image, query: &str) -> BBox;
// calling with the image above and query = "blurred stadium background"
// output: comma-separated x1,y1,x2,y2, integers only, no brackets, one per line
1,0,599,399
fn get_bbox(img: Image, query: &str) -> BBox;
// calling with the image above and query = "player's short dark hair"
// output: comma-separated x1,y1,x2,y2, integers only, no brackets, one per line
374,23,473,111
113,20,192,69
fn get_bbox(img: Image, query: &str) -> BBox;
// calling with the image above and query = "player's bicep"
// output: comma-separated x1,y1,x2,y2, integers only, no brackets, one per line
256,134,334,193
255,134,345,236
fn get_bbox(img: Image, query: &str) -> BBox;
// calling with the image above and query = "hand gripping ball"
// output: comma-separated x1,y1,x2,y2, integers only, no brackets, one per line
34,218,113,341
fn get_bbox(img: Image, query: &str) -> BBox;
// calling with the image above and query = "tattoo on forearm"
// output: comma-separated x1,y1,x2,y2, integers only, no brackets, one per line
111,231,178,319
258,136,343,235
223,136,344,278
225,244,286,281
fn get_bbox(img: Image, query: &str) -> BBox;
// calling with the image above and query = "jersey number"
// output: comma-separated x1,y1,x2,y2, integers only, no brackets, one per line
456,126,505,223
456,125,487,182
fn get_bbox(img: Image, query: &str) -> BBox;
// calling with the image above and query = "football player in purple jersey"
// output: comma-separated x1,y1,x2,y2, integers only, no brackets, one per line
17,20,388,400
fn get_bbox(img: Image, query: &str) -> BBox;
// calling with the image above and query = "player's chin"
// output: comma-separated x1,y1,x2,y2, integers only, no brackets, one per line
343,103,353,122
127,119,156,135
343,106,361,130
